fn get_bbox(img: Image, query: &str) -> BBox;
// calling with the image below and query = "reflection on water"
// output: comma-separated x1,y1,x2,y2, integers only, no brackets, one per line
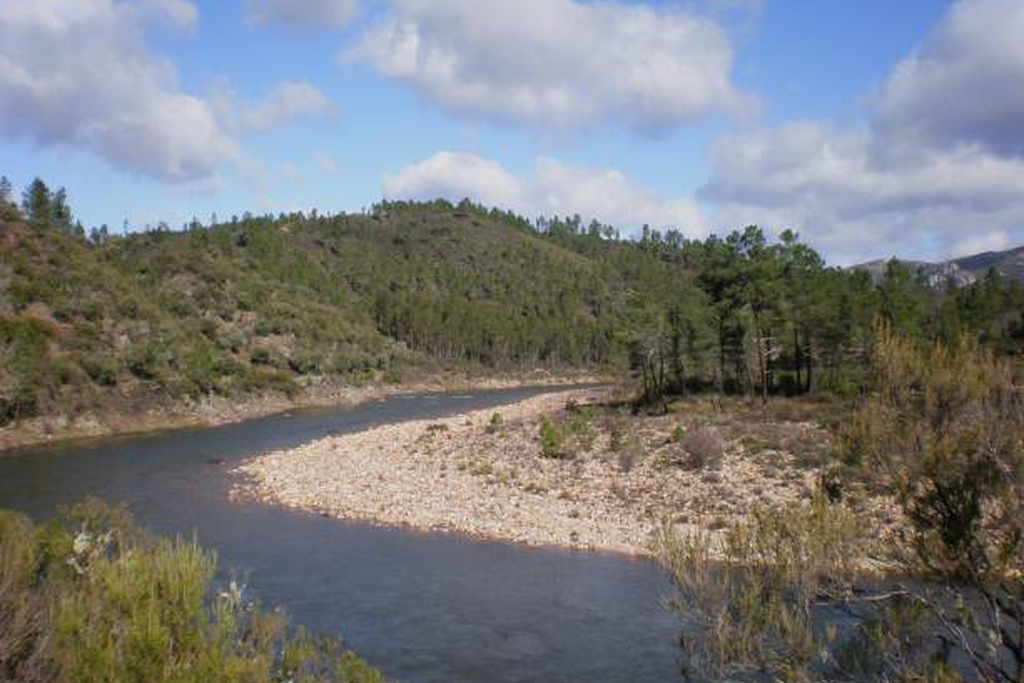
0,386,679,683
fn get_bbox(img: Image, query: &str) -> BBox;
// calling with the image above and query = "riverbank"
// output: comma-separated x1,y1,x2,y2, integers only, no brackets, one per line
0,371,604,453
233,389,874,556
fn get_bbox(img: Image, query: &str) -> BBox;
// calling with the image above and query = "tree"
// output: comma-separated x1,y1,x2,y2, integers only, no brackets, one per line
0,176,12,205
21,177,52,226
50,187,73,231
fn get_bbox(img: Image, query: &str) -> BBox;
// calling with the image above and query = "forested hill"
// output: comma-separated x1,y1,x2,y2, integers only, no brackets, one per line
1,177,1022,426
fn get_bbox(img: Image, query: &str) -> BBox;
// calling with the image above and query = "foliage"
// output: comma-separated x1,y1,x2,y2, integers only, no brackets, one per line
657,495,946,682
0,500,387,683
539,417,565,458
843,324,1024,683
659,327,1024,682
658,496,860,681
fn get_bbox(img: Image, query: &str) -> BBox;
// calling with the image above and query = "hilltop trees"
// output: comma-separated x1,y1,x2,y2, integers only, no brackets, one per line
20,177,80,235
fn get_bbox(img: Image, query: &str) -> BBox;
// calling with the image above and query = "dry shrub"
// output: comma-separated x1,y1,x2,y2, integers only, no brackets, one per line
656,495,940,682
841,323,1024,682
681,427,724,470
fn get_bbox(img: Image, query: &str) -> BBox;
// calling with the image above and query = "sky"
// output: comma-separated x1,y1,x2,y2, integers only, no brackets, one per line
1,0,1022,265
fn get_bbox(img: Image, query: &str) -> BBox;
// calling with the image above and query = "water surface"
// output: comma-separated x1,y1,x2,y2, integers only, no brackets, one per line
0,387,679,683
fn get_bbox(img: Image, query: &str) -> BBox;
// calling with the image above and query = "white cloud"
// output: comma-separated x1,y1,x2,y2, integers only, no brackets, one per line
347,0,754,131
384,151,705,235
131,0,199,30
701,0,1024,264
703,123,1024,264
244,0,361,30
384,152,526,209
0,0,236,182
241,81,336,130
876,0,1024,158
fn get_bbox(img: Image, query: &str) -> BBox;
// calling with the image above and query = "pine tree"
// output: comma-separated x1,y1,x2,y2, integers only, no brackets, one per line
21,177,52,226
0,175,12,205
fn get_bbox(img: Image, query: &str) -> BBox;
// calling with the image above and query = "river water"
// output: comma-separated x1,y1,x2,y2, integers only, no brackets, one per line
0,387,680,683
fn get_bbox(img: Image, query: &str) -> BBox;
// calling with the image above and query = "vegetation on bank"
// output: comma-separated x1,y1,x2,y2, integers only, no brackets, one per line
0,499,386,683
659,327,1024,683
2,176,1022,429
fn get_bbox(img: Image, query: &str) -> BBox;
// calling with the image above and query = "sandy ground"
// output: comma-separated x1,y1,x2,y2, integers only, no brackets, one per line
233,388,829,556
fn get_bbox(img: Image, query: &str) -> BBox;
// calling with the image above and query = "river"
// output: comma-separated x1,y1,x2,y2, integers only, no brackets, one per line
0,386,680,683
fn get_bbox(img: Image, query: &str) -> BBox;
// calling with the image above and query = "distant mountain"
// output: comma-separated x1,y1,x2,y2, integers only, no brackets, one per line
951,245,1024,282
853,245,1024,287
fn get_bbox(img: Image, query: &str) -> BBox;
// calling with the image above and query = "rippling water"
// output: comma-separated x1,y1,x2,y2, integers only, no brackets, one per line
0,387,680,683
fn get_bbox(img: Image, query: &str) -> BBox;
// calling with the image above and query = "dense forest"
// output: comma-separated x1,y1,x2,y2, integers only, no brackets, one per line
1,176,1022,425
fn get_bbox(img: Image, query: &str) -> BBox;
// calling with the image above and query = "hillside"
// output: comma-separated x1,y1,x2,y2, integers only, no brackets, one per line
2,183,1022,438
0,198,696,428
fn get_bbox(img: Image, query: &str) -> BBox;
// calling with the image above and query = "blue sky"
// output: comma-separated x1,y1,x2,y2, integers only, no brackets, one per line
3,0,1022,264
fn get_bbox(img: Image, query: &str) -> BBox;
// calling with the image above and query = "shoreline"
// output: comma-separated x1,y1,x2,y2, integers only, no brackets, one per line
0,371,605,454
232,388,826,556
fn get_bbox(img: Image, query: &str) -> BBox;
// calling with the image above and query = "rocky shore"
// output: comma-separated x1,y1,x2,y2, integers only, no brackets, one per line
233,388,832,556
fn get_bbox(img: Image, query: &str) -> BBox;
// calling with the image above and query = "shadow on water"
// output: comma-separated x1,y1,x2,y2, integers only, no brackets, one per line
0,386,680,683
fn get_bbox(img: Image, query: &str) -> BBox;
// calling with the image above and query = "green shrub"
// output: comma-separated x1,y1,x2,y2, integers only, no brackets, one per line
125,341,163,381
250,347,274,366
567,410,597,451
0,384,39,425
485,412,503,434
539,417,564,458
288,350,322,376
80,357,118,387
238,368,300,398
0,501,388,683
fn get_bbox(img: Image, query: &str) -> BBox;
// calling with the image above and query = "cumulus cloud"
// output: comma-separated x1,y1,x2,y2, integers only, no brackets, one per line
241,81,336,130
876,0,1024,158
384,151,705,235
703,123,1024,263
701,0,1024,264
244,0,361,30
346,0,754,131
0,0,235,182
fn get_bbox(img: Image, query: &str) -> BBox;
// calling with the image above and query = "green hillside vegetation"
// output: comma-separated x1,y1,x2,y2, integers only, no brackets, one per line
1,176,1022,427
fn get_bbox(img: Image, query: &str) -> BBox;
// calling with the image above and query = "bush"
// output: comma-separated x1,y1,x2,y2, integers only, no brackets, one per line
841,323,1024,681
539,417,564,458
80,357,118,387
125,341,163,381
681,426,724,470
250,347,274,366
567,410,597,451
485,412,503,434
238,368,300,398
0,384,39,426
0,500,388,683
656,495,938,682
